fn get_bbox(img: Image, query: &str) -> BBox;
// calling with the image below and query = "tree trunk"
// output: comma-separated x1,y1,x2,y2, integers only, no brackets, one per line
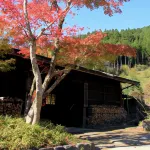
25,40,43,124
120,56,122,68
128,57,130,67
137,52,139,65
32,92,43,124
142,52,144,64
135,57,136,66
125,56,127,65
24,78,35,116
113,61,116,68
116,57,119,72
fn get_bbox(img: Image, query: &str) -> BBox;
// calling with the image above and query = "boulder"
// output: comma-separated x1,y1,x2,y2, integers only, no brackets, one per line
142,120,150,131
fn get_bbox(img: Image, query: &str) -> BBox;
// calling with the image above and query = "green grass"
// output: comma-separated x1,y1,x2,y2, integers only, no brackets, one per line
120,65,150,104
0,116,81,150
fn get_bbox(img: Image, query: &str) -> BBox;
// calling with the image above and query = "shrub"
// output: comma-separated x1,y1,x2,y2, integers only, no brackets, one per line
120,65,130,76
143,69,150,78
136,65,149,71
0,116,81,150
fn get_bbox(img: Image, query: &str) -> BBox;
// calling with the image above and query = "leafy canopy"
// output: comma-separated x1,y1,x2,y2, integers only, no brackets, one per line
0,39,15,72
0,0,135,67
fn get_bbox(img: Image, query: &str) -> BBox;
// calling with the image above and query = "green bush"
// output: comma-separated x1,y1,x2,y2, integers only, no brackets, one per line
120,65,130,76
0,116,81,150
143,69,150,78
136,65,149,71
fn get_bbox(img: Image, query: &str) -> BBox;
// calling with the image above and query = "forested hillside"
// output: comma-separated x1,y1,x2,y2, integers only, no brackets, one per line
81,26,150,103
82,26,150,69
101,26,150,104
102,26,150,66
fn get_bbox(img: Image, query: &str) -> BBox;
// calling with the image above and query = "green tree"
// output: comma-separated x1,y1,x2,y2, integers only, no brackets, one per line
0,39,15,72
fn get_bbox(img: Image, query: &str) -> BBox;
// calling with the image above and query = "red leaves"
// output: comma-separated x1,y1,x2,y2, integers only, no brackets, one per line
18,48,30,58
0,0,130,42
72,0,130,16
104,44,136,57
0,0,133,67
57,31,136,65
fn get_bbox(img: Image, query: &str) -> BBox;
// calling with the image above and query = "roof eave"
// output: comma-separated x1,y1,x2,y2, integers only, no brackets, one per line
72,67,139,86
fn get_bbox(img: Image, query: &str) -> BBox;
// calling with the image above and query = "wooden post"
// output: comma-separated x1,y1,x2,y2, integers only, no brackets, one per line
125,56,127,65
127,96,129,114
83,82,88,128
117,57,119,72
120,56,122,69
120,84,123,107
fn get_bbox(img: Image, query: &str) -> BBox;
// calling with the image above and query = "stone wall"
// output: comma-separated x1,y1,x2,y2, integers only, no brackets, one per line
30,143,96,150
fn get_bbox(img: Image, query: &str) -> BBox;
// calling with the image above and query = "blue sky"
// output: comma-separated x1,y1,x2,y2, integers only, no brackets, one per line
65,0,150,34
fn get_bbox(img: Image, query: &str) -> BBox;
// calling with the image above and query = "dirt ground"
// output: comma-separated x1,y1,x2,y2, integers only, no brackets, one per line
72,126,150,149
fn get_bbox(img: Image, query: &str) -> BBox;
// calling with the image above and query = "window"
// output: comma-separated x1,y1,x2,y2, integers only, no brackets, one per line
46,94,56,105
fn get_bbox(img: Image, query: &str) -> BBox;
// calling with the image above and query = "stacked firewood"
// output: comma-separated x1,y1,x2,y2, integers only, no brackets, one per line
0,97,23,116
88,105,127,126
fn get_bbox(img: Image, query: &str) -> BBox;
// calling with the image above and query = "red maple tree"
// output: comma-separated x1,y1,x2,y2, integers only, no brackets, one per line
0,0,135,124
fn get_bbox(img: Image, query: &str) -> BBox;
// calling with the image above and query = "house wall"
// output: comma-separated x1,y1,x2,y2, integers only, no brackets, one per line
0,56,31,114
41,72,84,127
0,55,124,127
0,56,29,100
41,70,123,127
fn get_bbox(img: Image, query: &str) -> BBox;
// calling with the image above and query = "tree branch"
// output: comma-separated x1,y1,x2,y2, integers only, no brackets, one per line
23,0,33,39
43,68,71,99
50,0,60,12
29,77,36,96
42,1,72,92
37,0,72,39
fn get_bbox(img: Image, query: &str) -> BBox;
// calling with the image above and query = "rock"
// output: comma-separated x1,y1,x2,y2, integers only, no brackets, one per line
63,145,77,150
142,120,150,131
39,148,54,150
76,143,92,150
90,143,95,150
83,144,91,150
76,143,85,150
54,146,65,150
28,147,38,150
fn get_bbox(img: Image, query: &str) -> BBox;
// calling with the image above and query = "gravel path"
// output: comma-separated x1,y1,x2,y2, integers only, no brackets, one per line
107,145,150,150
73,127,150,150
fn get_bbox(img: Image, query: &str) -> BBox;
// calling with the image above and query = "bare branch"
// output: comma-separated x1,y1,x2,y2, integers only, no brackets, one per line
23,0,33,39
29,78,36,96
37,0,73,39
50,0,60,12
43,68,71,99
42,0,73,92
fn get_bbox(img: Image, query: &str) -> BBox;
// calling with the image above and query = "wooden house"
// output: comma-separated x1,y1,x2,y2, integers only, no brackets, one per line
0,51,139,127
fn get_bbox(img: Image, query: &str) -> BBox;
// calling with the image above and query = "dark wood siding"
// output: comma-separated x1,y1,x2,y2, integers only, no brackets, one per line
0,56,123,127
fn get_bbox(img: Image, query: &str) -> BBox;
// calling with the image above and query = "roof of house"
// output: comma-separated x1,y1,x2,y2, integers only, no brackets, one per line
72,66,139,85
11,49,140,86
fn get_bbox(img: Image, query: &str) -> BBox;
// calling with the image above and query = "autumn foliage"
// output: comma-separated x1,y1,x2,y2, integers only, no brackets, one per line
58,32,136,65
18,31,136,67
0,0,135,65
0,0,135,124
